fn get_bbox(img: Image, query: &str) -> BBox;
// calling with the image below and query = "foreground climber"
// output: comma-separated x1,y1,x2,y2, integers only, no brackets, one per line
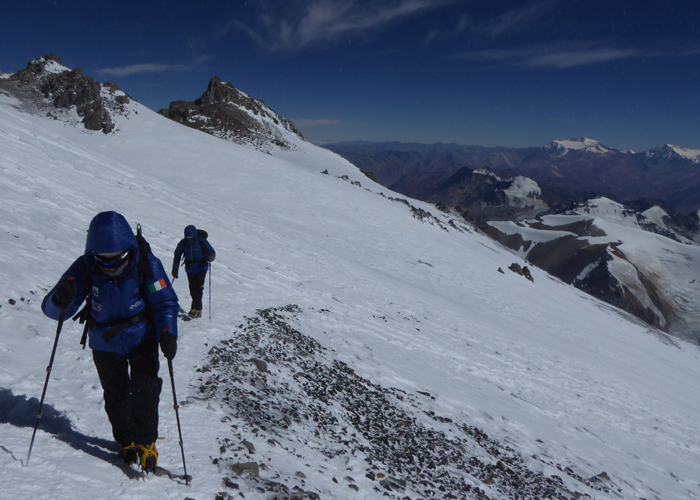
41,211,179,471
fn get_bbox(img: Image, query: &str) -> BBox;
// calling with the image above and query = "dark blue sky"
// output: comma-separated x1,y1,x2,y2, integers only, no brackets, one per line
2,1,699,151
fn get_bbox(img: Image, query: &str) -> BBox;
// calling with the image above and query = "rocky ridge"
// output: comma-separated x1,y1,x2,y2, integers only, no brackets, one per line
0,54,133,134
159,77,304,153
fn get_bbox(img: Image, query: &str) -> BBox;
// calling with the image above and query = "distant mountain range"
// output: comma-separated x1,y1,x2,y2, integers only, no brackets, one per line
323,138,700,213
323,139,700,336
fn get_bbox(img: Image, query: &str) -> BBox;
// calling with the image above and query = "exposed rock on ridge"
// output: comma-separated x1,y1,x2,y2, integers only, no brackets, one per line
159,77,304,152
2,54,132,134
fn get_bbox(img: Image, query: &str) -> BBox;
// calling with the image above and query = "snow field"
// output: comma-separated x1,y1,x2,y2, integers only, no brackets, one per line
0,93,700,499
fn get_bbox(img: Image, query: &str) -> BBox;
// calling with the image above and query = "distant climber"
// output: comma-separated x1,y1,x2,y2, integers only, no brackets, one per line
172,225,216,318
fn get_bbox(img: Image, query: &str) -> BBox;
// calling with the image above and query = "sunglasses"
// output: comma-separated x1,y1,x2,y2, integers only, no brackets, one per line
95,250,130,268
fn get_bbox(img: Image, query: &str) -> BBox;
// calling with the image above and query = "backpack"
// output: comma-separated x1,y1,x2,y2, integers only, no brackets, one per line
176,228,210,270
75,223,155,348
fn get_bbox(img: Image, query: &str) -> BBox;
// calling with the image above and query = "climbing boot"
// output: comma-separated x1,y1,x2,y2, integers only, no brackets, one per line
137,442,158,472
120,442,138,465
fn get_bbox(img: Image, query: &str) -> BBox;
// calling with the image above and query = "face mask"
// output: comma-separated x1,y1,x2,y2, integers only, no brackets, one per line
95,251,130,276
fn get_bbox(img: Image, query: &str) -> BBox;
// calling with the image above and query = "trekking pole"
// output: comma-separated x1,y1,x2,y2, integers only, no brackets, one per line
208,263,212,321
26,309,67,466
167,358,191,485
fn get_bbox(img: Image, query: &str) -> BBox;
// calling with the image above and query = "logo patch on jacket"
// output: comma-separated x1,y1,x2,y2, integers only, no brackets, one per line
148,279,168,293
92,286,99,298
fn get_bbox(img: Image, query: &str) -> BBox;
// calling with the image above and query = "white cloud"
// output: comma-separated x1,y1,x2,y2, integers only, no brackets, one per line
96,63,191,78
463,0,562,38
236,0,452,51
448,41,700,69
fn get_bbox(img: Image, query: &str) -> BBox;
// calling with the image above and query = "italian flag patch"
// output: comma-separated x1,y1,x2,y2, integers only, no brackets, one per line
148,279,168,293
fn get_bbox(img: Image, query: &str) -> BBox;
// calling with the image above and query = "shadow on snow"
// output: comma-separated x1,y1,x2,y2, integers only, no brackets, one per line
0,387,140,477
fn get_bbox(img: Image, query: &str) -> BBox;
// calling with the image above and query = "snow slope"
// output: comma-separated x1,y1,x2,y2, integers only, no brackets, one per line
1,89,700,500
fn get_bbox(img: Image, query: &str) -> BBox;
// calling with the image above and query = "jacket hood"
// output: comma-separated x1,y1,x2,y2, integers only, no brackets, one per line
85,211,139,257
184,225,197,239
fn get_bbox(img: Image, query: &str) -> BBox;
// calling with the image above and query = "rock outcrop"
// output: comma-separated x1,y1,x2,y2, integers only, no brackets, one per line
2,54,133,134
159,77,304,152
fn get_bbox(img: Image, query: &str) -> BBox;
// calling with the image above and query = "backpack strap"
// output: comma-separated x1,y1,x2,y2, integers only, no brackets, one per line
135,224,155,283
73,271,93,349
134,224,154,326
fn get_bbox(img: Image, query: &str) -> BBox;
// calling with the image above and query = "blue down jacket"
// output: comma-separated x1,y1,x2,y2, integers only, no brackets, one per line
172,225,216,275
42,211,179,357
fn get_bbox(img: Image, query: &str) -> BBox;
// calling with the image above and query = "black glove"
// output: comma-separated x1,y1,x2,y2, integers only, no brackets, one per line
171,267,178,279
207,254,215,262
53,278,77,309
160,331,177,360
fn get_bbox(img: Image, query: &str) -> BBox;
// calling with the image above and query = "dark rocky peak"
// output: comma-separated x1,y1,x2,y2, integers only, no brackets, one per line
196,76,243,106
407,166,551,222
159,77,304,153
4,54,133,134
11,54,65,84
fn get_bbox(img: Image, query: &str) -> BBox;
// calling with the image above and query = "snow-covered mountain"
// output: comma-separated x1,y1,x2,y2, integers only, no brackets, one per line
543,137,614,156
485,197,700,342
2,57,700,500
646,144,700,163
577,198,699,243
158,76,304,153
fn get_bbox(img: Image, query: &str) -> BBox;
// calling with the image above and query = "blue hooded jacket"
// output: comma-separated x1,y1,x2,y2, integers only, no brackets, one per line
172,225,216,275
42,211,179,357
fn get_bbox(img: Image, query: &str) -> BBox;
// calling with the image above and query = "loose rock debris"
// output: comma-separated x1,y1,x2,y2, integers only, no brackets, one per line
199,305,607,499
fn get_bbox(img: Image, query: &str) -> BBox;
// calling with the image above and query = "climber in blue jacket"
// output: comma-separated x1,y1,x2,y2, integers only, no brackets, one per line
171,224,215,318
42,211,179,471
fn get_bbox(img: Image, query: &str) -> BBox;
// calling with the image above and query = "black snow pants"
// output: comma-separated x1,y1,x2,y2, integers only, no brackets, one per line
187,269,207,311
92,338,162,446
